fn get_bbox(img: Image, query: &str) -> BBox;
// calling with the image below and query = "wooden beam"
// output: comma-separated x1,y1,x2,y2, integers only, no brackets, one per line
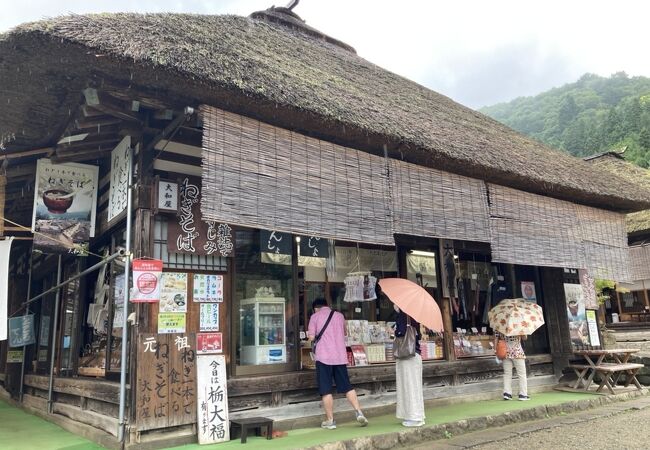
75,116,122,130
0,147,54,161
85,93,143,123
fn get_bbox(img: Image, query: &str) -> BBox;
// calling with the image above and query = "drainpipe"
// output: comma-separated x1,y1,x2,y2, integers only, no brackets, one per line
117,143,133,444
47,255,62,414
18,252,34,402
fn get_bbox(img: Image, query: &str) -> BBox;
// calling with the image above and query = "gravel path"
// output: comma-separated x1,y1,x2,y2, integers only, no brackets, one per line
473,406,650,450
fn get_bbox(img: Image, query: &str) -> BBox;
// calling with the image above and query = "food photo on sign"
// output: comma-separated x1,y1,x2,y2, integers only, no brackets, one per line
31,159,99,254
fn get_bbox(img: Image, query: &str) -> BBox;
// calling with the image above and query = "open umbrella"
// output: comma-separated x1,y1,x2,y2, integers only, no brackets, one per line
378,278,444,332
488,298,545,336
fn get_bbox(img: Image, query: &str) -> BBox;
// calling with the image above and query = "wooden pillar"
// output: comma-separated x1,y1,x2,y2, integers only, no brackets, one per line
616,290,623,316
441,297,455,361
642,280,650,309
540,267,572,377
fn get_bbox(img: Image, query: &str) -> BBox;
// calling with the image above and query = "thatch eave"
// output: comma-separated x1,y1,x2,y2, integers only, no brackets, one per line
2,12,650,213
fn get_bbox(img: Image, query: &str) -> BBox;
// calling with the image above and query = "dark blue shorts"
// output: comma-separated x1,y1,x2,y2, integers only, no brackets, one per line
315,362,353,396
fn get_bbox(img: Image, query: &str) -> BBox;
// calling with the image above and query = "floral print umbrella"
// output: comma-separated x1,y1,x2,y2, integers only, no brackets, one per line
488,298,545,336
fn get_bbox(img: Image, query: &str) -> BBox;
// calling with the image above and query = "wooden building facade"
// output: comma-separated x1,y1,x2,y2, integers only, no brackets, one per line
2,7,650,448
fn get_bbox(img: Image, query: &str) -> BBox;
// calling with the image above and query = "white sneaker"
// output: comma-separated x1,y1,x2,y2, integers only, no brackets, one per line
402,420,425,427
356,411,368,427
321,419,336,429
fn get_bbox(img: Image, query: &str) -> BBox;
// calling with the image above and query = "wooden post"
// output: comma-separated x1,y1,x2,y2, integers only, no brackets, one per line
441,297,456,361
616,290,623,317
642,280,650,309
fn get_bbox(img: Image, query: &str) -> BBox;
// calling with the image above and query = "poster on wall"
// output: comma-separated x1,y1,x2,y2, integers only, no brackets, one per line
199,304,219,332
32,159,99,254
193,274,223,302
107,136,131,223
564,283,589,346
521,281,537,303
197,332,223,354
586,310,601,347
158,313,186,334
131,259,163,303
160,272,188,312
197,354,230,444
166,176,235,257
6,350,24,363
579,269,598,310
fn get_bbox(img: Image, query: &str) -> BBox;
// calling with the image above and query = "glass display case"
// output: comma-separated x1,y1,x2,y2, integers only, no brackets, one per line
240,297,286,365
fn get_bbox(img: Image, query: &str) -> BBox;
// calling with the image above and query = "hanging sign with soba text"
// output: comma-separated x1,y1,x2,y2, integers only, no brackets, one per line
167,176,234,257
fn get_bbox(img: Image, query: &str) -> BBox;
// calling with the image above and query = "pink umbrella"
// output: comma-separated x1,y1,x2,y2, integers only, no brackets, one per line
378,278,444,332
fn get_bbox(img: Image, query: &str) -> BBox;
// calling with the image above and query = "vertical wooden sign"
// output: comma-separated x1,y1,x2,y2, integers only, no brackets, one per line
136,334,197,431
197,354,229,444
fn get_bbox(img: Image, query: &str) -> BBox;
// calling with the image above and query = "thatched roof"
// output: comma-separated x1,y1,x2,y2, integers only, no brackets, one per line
2,8,650,211
585,151,650,235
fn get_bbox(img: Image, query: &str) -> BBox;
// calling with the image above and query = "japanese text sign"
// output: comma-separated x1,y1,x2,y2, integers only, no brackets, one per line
131,259,163,303
197,354,229,444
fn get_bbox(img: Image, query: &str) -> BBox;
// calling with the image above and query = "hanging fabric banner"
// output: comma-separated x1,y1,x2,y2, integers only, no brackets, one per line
299,236,329,258
131,259,163,303
8,314,35,347
260,230,292,255
0,237,13,341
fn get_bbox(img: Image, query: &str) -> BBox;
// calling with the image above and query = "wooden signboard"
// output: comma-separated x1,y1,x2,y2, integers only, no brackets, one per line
197,354,229,444
136,333,197,431
167,176,234,257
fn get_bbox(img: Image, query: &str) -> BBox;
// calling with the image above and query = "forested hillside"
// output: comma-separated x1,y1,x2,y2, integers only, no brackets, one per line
480,72,650,167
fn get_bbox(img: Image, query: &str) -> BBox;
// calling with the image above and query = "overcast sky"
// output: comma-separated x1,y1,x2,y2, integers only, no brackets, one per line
2,0,649,109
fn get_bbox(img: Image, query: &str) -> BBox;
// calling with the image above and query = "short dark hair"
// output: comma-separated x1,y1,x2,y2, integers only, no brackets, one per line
312,298,328,310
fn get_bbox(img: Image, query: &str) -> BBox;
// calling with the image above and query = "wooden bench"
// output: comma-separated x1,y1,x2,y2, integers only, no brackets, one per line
569,362,644,394
229,417,273,444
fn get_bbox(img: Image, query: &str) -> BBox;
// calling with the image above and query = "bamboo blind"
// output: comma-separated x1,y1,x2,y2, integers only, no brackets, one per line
390,159,490,242
488,183,631,281
629,244,650,281
201,106,394,245
576,205,631,282
488,183,585,268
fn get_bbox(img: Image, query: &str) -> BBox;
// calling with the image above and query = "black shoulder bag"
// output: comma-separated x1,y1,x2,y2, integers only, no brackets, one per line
311,309,335,361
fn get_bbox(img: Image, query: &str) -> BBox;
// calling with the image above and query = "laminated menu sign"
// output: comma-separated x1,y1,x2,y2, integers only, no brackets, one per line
199,304,219,332
160,273,188,312
197,354,229,444
158,313,186,334
193,274,223,302
131,259,163,303
586,310,601,347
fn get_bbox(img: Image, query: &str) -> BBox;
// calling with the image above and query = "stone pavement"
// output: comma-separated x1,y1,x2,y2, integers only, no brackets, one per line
418,393,650,449
299,389,649,450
